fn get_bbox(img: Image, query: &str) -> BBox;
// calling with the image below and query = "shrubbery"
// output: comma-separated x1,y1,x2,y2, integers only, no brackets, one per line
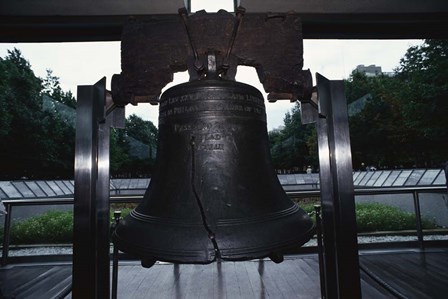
355,203,437,232
300,202,437,232
10,211,73,244
0,203,438,245
1,209,133,245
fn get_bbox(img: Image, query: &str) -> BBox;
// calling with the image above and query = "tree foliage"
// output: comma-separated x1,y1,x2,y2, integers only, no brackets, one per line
42,69,76,108
0,49,75,179
110,114,158,177
346,39,448,169
0,49,159,179
270,39,448,171
268,103,317,172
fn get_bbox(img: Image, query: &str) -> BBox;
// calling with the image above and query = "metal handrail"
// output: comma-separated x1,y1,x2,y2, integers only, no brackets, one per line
1,195,141,266
1,185,447,266
287,185,447,198
1,195,142,206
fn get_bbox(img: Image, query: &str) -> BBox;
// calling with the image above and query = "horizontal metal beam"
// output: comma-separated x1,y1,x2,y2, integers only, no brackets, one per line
0,0,184,16
1,14,447,42
243,0,447,14
2,186,446,206
1,0,448,42
1,0,445,17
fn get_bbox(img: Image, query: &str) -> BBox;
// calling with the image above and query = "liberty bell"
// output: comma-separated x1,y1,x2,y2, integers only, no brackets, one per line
112,51,314,264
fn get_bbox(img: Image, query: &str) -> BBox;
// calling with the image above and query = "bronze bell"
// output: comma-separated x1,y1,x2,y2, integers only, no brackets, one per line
112,78,314,264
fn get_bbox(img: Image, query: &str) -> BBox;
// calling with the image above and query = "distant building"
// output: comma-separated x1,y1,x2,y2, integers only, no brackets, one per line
270,126,285,133
355,64,382,77
382,71,395,77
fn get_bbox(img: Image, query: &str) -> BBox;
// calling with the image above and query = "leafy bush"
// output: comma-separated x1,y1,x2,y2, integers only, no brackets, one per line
355,203,437,232
10,211,73,244
298,201,437,233
299,202,317,215
3,208,134,245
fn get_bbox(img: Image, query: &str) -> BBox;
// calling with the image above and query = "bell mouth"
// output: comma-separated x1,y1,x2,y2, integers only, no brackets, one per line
112,205,315,264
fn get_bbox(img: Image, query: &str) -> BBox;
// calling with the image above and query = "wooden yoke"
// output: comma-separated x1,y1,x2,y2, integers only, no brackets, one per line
111,8,312,106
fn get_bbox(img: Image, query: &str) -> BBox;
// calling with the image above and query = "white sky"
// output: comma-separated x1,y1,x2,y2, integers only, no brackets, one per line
0,0,423,130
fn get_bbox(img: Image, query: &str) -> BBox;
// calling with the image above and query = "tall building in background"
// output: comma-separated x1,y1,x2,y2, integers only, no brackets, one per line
355,64,382,77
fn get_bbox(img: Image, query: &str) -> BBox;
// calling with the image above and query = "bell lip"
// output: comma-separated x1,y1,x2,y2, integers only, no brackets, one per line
111,221,316,265
112,229,315,265
112,231,217,265
217,220,316,261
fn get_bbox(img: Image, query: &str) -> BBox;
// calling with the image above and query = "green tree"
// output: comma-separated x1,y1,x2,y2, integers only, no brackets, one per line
125,114,158,146
126,114,158,162
269,103,317,172
1,49,45,178
346,39,448,168
42,69,76,108
0,49,75,179
110,128,131,175
110,114,158,177
345,72,403,168
395,39,448,166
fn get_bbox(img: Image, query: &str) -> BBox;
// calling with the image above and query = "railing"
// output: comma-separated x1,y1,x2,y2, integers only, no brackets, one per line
1,196,139,266
1,186,447,266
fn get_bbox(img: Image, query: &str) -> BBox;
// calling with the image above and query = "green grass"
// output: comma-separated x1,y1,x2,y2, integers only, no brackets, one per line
0,203,439,245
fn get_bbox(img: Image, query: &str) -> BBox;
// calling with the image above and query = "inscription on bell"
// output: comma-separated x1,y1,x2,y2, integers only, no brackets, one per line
162,103,263,116
174,122,213,132
165,93,263,105
201,133,221,141
199,143,224,151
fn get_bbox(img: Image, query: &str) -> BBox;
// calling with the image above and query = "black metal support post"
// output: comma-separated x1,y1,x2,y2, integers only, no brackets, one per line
314,205,326,299
1,203,12,266
412,191,425,250
73,78,105,298
112,211,121,299
315,73,361,298
72,78,125,298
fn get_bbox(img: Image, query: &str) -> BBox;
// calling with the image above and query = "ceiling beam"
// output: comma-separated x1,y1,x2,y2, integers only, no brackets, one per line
1,0,447,42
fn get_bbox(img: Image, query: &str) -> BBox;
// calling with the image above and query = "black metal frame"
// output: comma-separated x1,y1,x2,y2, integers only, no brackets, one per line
302,73,361,298
2,185,444,267
2,2,445,297
69,73,360,298
72,78,125,298
1,0,448,41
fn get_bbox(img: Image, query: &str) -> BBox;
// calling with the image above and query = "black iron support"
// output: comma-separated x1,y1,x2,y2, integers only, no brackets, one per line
96,93,112,298
112,211,121,299
314,205,326,299
412,191,425,250
1,203,12,266
73,78,105,298
315,107,338,297
72,78,125,298
315,73,361,298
